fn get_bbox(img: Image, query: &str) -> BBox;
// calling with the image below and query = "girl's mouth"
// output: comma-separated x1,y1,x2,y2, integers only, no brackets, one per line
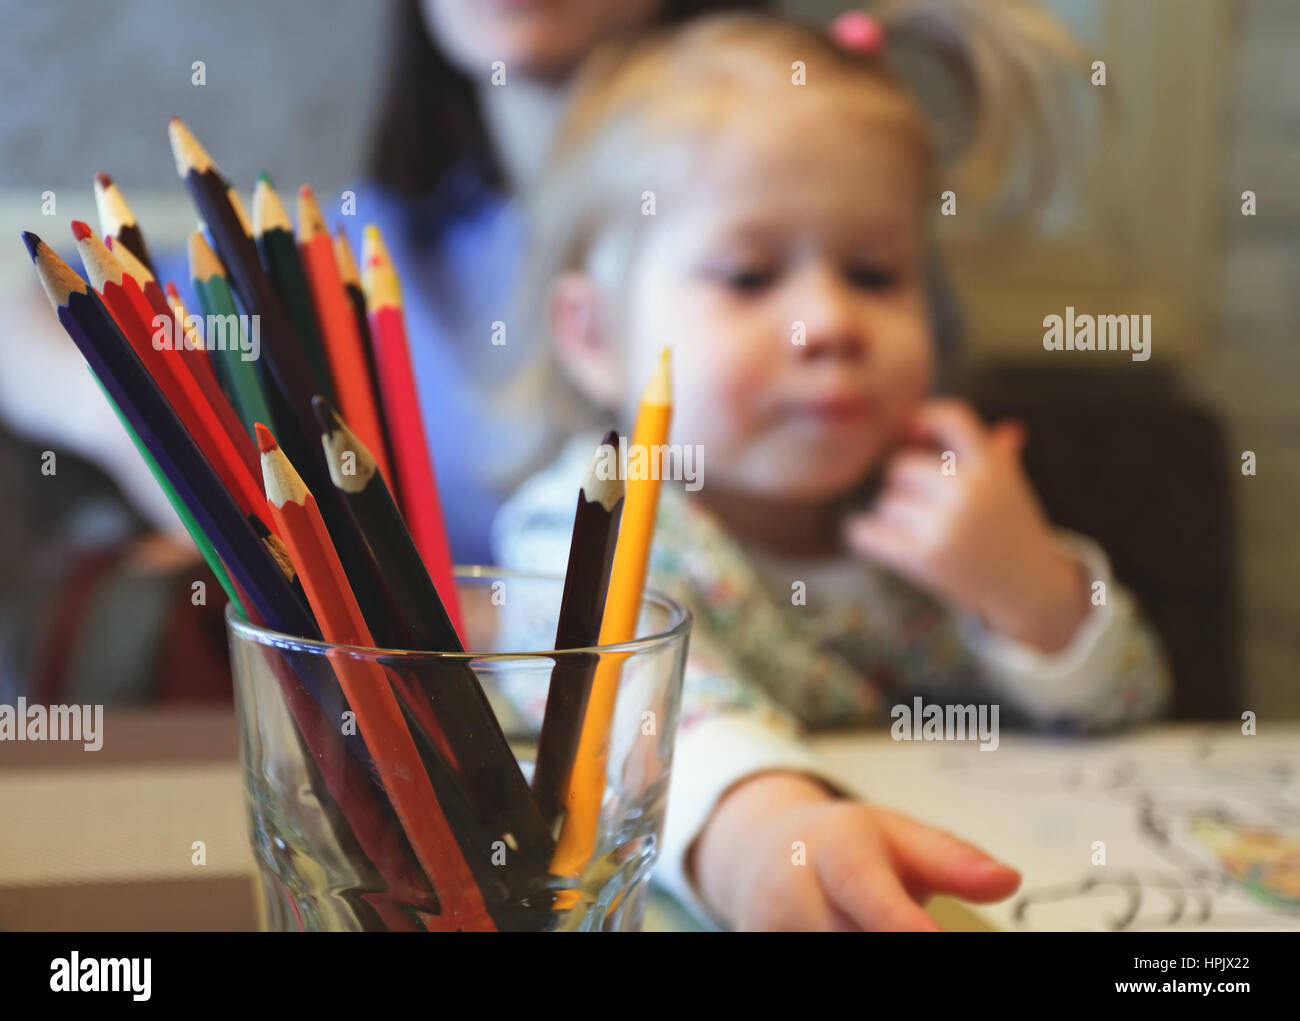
786,394,875,426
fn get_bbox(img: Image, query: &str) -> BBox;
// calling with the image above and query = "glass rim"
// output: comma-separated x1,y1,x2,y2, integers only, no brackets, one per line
225,565,692,660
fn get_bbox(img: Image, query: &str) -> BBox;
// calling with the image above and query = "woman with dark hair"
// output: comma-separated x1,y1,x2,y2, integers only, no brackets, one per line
353,0,770,562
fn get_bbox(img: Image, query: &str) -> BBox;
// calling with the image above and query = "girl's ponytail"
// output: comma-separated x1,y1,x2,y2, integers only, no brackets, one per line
863,0,1095,222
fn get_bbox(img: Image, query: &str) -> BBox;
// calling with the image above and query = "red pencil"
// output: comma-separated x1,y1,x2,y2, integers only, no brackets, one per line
72,222,268,524
361,223,463,640
257,423,494,931
105,234,261,487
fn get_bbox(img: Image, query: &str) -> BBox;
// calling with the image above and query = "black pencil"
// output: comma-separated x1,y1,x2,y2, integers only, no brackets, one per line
313,398,557,877
531,430,625,827
252,174,336,405
93,172,155,278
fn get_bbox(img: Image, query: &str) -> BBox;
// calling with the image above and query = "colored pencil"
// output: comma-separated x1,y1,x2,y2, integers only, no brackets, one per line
72,222,268,524
361,223,464,639
551,351,673,876
188,229,278,440
313,397,556,876
93,172,155,277
28,232,443,931
168,119,320,473
297,188,392,484
170,120,411,642
26,233,308,636
252,174,335,404
332,225,395,488
104,232,262,487
531,430,625,828
258,423,495,931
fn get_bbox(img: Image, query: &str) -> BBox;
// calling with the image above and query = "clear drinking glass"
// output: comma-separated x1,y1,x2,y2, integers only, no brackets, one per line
228,567,691,932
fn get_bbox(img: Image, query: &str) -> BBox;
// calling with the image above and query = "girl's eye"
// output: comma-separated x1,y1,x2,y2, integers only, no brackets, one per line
711,265,777,294
846,264,899,291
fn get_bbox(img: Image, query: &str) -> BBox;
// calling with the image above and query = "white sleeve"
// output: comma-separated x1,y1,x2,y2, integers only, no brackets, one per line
653,710,825,929
955,529,1171,728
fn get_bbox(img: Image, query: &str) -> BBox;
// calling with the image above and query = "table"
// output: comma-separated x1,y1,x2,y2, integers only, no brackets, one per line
2,711,1296,931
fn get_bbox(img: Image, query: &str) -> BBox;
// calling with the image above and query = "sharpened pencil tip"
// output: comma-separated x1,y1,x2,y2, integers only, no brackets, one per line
254,423,278,454
165,281,181,299
256,171,273,187
311,395,339,435
299,183,314,199
94,171,113,189
70,220,93,242
20,231,41,260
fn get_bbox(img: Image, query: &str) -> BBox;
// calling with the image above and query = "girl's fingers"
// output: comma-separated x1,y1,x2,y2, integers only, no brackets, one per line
817,833,944,931
987,418,1028,460
843,514,913,570
904,398,990,459
877,809,1022,903
883,451,958,501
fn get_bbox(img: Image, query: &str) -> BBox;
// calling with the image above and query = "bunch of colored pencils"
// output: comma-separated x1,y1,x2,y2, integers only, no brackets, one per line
21,119,673,932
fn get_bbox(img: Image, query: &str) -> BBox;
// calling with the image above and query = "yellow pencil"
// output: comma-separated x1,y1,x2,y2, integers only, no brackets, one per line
551,348,673,881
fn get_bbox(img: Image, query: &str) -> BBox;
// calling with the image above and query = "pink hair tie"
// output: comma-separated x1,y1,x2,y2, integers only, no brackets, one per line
830,10,886,55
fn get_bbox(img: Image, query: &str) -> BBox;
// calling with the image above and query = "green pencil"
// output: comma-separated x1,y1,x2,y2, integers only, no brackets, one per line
91,375,247,618
188,230,276,441
252,173,335,404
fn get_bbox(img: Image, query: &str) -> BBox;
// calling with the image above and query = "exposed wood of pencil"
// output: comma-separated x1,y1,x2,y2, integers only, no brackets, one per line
531,431,625,828
93,171,155,277
253,175,335,403
314,397,558,886
297,188,392,482
362,223,465,640
73,222,269,525
259,423,496,931
551,351,673,877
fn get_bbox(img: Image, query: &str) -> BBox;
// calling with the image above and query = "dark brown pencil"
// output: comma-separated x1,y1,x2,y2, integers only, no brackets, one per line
531,430,625,828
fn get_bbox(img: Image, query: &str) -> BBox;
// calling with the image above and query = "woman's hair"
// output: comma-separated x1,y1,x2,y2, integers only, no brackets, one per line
497,3,1089,490
367,0,774,197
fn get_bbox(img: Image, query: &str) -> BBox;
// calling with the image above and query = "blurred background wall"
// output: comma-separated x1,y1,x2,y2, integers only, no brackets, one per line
0,0,1294,717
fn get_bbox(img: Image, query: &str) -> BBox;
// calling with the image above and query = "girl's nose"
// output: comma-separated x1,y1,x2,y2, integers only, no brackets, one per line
790,265,868,360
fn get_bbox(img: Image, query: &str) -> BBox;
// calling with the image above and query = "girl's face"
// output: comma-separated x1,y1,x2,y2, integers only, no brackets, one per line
425,0,662,79
622,103,935,504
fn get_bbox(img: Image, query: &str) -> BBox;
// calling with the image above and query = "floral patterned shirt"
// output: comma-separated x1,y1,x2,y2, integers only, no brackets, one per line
493,434,1172,925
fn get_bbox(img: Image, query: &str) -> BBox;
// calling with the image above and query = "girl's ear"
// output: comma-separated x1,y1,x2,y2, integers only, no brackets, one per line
550,271,623,409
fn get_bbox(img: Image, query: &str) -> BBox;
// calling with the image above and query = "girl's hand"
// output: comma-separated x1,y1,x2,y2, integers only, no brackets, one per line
691,772,1020,931
844,398,1090,653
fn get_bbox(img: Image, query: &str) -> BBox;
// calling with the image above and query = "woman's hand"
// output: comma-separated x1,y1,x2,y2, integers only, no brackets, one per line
691,771,1020,931
845,397,1090,653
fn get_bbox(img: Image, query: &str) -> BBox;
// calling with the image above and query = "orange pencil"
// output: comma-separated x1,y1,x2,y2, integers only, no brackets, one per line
361,223,464,640
551,349,673,879
333,226,397,496
257,423,493,931
296,187,392,482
